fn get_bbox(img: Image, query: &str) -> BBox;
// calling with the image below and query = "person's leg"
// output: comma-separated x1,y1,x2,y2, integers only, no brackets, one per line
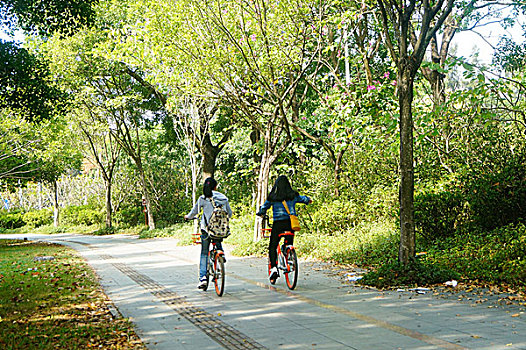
215,240,226,262
268,227,280,268
269,220,289,283
199,230,210,281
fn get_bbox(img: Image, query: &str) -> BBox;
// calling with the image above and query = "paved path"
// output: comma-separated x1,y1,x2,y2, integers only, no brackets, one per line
2,233,525,349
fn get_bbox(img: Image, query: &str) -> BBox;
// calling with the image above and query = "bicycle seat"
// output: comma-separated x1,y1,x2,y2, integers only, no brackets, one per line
278,231,295,237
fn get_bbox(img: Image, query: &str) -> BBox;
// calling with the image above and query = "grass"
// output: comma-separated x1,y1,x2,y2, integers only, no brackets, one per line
0,239,145,349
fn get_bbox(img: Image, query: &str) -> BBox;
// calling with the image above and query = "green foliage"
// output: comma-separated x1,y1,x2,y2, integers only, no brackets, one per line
427,222,526,287
216,127,256,204
294,220,398,265
0,209,25,229
22,208,53,228
229,214,268,256
138,223,193,244
494,37,526,73
0,41,67,123
306,199,358,234
462,158,526,232
0,0,98,36
113,203,143,228
416,153,526,241
140,127,192,226
415,184,468,240
61,205,103,226
92,226,116,235
360,259,460,289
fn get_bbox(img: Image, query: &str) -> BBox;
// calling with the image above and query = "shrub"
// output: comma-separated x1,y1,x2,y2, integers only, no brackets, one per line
295,220,398,265
360,259,460,289
416,157,526,242
305,199,359,234
415,189,468,241
461,160,526,232
427,222,526,287
62,205,103,226
0,210,25,229
22,208,53,228
113,204,143,228
92,226,116,235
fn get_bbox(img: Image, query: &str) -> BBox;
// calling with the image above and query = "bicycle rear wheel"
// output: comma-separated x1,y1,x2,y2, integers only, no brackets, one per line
203,255,212,291
284,247,298,290
214,255,225,296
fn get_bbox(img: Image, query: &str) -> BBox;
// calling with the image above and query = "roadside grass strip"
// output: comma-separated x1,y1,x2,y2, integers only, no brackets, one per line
0,239,145,349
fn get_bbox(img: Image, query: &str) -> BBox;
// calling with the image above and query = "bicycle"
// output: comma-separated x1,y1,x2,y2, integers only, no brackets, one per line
261,214,299,290
189,217,226,297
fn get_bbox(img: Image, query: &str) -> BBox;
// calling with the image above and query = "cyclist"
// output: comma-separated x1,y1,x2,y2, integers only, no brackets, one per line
185,177,232,290
256,175,311,284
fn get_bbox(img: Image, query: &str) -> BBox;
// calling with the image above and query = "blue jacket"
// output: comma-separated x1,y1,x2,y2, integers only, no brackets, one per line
257,195,311,221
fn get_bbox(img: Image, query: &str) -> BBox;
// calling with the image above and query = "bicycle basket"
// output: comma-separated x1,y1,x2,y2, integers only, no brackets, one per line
261,228,271,239
191,232,201,244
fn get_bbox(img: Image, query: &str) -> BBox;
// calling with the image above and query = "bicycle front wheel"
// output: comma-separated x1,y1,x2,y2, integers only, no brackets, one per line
214,255,225,296
284,248,298,290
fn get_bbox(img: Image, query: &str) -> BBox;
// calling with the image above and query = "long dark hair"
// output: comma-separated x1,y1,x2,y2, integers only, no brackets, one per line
203,177,217,198
267,175,298,202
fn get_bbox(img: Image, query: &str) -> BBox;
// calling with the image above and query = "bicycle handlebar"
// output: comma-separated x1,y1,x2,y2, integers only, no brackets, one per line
258,214,271,229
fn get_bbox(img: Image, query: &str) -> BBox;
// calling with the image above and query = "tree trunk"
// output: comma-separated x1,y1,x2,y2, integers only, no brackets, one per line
252,116,290,241
38,182,42,209
53,180,59,227
136,158,155,230
334,150,346,196
253,151,272,241
398,67,416,265
426,37,447,108
201,134,219,181
104,179,112,228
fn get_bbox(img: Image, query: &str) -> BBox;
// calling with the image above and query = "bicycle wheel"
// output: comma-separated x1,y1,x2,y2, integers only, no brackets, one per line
214,254,225,296
284,247,298,290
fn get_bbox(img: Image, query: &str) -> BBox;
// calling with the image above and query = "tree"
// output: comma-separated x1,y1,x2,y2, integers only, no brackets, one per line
0,0,98,119
1,0,98,184
31,118,83,226
291,4,396,194
41,30,124,228
98,0,327,238
0,111,40,181
94,68,163,230
78,116,121,228
376,0,455,264
0,0,97,36
419,2,523,108
0,41,67,123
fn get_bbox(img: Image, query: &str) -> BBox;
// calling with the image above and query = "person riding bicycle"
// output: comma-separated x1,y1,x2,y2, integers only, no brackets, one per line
185,177,232,290
256,175,311,284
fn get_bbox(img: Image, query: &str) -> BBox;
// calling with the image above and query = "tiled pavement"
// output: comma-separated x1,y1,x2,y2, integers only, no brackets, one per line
2,233,525,350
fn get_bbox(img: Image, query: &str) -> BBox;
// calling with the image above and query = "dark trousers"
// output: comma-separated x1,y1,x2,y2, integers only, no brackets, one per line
269,219,293,268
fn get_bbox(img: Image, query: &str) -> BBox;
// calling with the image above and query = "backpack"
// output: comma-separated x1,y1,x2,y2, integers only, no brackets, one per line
205,197,230,239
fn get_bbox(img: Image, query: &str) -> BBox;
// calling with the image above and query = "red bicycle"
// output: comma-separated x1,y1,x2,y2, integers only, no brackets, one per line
261,215,299,290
